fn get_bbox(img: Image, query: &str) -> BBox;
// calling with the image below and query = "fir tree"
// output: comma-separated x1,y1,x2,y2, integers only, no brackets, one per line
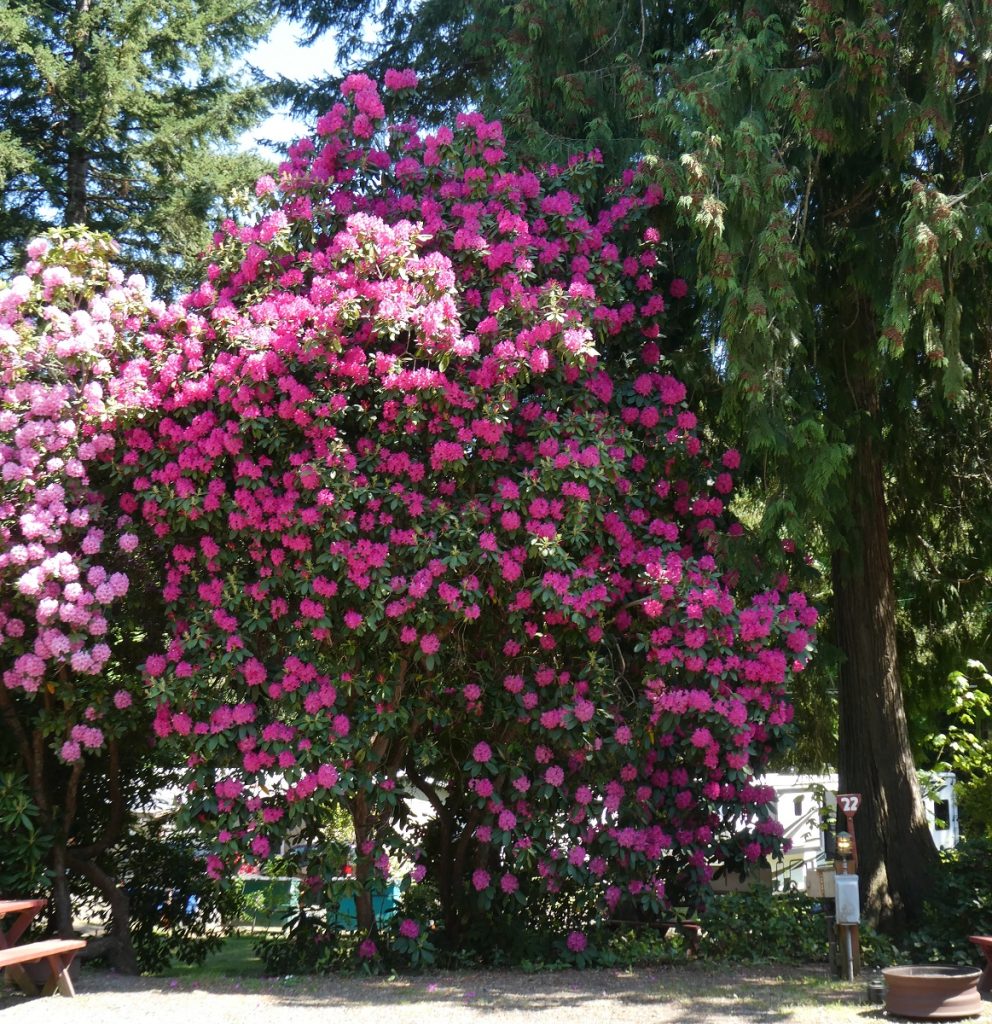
274,0,511,129
644,1,991,928
0,0,278,292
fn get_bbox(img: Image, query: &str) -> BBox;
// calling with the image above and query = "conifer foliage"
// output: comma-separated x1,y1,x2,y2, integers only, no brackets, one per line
0,0,275,292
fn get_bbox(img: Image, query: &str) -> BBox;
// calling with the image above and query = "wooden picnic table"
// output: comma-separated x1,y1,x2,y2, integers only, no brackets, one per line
0,898,86,997
0,899,45,948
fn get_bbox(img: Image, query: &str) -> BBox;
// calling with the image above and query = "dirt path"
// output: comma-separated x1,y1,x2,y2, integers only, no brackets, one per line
4,964,989,1024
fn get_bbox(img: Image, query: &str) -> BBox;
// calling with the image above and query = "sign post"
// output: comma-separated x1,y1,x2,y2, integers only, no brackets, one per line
837,792,861,865
834,793,862,980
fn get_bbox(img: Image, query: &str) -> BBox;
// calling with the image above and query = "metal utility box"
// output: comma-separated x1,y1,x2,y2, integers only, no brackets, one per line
834,874,860,924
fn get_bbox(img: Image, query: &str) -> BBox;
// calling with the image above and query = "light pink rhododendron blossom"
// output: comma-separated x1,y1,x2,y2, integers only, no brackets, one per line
1,231,158,762
118,74,815,952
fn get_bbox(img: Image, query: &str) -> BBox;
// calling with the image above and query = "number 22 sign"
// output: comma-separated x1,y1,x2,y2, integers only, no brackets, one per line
837,793,861,816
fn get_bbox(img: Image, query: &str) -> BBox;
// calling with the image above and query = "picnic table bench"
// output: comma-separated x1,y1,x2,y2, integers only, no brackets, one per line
0,899,86,997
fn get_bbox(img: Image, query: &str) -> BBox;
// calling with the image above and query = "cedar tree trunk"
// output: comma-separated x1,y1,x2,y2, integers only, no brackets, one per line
832,354,939,929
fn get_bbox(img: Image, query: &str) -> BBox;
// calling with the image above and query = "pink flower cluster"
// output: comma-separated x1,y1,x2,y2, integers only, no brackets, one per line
1,231,157,761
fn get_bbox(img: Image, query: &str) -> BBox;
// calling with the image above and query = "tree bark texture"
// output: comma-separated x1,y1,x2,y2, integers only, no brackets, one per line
65,851,139,974
65,139,89,226
65,0,91,225
50,843,74,938
349,795,376,935
833,394,938,928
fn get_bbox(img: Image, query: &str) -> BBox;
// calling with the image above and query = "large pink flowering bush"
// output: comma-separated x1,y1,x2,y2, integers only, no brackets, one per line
117,74,816,961
0,229,160,952
0,229,158,756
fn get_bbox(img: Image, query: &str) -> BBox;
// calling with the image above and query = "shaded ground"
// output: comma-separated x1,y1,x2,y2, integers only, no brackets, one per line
3,963,990,1024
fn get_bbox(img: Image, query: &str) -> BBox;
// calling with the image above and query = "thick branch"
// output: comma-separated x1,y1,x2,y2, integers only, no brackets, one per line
65,850,139,974
30,728,49,816
62,761,85,838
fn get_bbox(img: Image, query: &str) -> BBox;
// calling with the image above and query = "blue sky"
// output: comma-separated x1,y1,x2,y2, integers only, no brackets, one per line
240,20,340,157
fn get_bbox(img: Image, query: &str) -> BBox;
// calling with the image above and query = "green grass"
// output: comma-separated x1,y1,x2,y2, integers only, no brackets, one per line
155,934,265,979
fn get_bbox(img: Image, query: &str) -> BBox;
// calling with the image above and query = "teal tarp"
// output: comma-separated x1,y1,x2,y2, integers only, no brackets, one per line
330,884,398,929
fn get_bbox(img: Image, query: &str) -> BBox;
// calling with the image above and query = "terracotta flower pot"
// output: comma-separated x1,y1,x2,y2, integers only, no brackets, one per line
882,965,983,1020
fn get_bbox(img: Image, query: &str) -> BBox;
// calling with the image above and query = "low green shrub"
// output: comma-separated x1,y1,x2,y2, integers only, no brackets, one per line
251,878,689,974
0,771,51,897
698,885,829,963
899,838,992,964
253,906,344,974
858,923,904,968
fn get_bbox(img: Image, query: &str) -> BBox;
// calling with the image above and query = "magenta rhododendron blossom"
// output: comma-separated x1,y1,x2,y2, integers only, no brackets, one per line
500,872,519,894
102,74,816,952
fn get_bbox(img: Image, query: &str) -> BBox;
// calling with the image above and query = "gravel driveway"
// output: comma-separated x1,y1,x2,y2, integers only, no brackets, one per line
3,964,990,1024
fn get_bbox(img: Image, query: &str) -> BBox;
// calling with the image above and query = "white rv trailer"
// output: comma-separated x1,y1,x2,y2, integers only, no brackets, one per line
761,770,958,889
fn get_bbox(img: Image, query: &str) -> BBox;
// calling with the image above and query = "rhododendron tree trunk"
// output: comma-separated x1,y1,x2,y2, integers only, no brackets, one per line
118,73,816,964
350,796,376,935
